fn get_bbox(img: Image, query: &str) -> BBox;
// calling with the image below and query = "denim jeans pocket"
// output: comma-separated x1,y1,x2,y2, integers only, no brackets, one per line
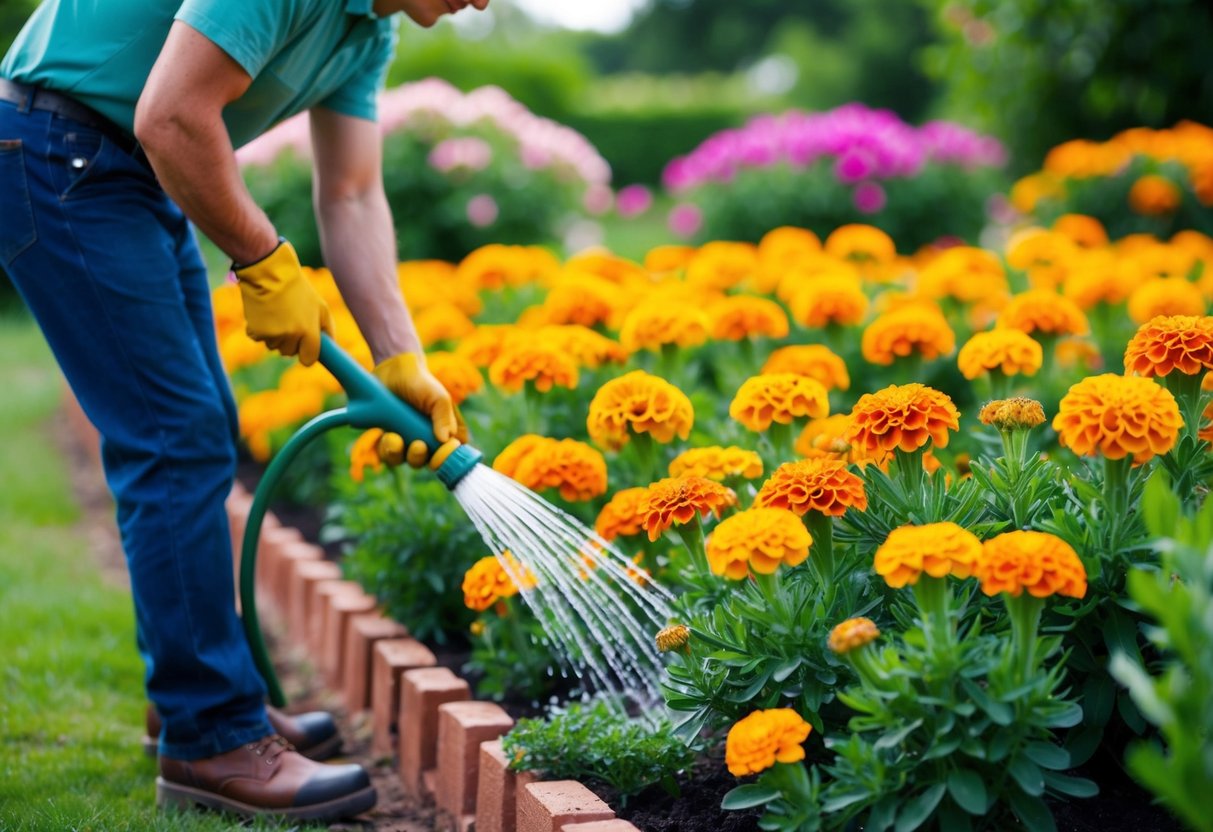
0,139,37,265
56,126,108,201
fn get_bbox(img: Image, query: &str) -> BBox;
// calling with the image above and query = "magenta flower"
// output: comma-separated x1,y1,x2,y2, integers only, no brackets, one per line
615,184,654,218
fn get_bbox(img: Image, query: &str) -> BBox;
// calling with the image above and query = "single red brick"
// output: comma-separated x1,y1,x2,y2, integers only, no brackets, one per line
343,613,408,714
517,782,614,832
288,560,342,648
436,702,514,819
310,580,362,655
369,639,439,759
476,738,541,832
321,591,377,687
398,667,470,795
560,822,642,832
262,531,310,611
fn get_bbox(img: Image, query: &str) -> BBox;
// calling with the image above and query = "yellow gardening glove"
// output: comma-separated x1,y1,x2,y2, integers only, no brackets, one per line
372,352,469,468
234,239,334,366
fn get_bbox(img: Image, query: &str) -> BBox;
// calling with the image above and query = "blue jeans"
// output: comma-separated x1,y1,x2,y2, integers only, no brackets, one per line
0,97,271,759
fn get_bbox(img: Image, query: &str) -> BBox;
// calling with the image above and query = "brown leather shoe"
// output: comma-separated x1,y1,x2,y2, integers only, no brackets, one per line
144,705,342,761
157,735,375,820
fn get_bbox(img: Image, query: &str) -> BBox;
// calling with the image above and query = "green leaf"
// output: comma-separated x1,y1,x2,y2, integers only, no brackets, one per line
946,769,988,815
1008,790,1056,832
894,783,946,832
1009,755,1044,796
1041,702,1084,729
961,679,1012,726
875,718,924,751
1023,741,1070,771
1140,469,1179,537
1042,770,1099,798
772,656,803,683
721,783,782,810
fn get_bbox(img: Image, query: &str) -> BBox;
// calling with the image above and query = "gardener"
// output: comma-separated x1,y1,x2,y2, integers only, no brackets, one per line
0,0,485,821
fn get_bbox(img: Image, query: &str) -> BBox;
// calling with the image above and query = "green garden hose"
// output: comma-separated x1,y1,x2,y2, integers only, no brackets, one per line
238,334,483,705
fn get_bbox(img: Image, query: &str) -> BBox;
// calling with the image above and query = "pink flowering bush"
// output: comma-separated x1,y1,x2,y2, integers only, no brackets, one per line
237,79,611,264
663,103,1007,249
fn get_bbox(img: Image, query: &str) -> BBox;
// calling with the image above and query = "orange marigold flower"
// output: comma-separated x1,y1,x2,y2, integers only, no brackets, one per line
828,617,881,654
847,383,960,454
686,241,760,291
532,325,627,369
979,398,1047,431
455,324,516,368
730,374,830,432
1127,278,1207,325
915,246,1008,306
754,458,868,517
1200,399,1213,443
508,438,609,502
862,305,956,365
415,302,476,347
1129,174,1182,216
539,274,623,329
706,507,811,579
644,245,696,275
620,301,710,354
425,351,484,405
1061,252,1139,309
757,226,822,291
1053,374,1183,462
462,553,534,611
976,531,1087,599
456,244,557,290
795,414,854,460
874,522,983,589
709,295,790,341
998,290,1090,337
350,428,384,483
642,476,738,542
488,341,579,393
725,709,812,777
218,330,270,374
957,328,1044,379
789,275,870,328
669,446,764,482
762,345,850,391
595,487,651,541
824,224,896,264
587,371,695,451
492,435,550,479
1053,214,1109,249
1124,315,1213,377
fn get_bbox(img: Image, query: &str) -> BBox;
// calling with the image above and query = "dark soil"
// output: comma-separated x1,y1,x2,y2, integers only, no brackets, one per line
587,759,762,832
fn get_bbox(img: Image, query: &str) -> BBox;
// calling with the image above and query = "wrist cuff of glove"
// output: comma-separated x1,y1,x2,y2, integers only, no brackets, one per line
232,236,288,273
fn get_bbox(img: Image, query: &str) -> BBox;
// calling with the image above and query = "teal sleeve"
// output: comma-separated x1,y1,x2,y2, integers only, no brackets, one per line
315,24,396,121
174,0,298,78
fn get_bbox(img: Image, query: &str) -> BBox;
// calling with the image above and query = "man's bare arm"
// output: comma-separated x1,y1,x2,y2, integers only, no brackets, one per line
310,106,421,364
135,22,277,265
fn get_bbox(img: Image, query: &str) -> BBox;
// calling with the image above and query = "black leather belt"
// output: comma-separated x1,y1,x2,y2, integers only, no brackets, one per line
0,77,144,159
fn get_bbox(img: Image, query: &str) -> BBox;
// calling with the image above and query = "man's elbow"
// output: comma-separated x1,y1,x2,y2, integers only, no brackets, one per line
133,95,191,154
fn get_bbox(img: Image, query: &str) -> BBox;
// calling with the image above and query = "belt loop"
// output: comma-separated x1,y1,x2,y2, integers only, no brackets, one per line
17,85,32,114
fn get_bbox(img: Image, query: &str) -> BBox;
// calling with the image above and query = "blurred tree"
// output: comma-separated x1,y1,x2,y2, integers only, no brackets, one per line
921,0,1213,171
1,0,38,56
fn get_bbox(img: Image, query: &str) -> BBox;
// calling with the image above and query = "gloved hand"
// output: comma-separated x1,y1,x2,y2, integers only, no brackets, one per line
372,352,469,468
234,239,334,366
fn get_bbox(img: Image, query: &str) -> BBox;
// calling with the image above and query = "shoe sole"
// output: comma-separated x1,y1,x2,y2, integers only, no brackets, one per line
156,777,376,821
144,732,343,762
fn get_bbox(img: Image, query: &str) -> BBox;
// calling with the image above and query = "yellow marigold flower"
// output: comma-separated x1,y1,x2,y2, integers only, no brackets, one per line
669,446,764,482
457,244,557,290
755,226,823,293
218,330,269,374
998,289,1090,337
488,341,579,393
762,345,850,391
238,387,327,462
725,709,812,777
1006,229,1080,291
1010,172,1062,214
824,224,896,264
795,415,854,460
1126,239,1197,280
1061,251,1139,309
595,487,651,541
1127,278,1207,325
506,437,609,502
976,531,1087,599
655,624,691,653
754,457,868,517
538,273,622,329
730,374,830,432
874,522,983,588
979,398,1047,431
587,371,695,451
211,283,245,340
642,476,738,542
1124,315,1213,377
915,246,1008,306
862,304,956,366
619,301,710,354
957,328,1044,379
1054,374,1183,462
775,256,861,303
644,245,696,275
686,241,760,291
415,302,476,348
1044,138,1131,178
1129,174,1182,215
349,428,384,483
532,325,627,369
847,383,961,455
424,351,484,405
462,553,534,612
1052,214,1109,249
709,295,790,341
706,507,811,579
564,251,648,285
789,275,870,328
455,325,516,368
828,617,881,654
399,260,482,317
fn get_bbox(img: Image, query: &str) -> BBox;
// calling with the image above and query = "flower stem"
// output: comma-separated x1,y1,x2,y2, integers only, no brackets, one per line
805,512,836,586
1006,593,1045,684
631,431,660,485
675,518,709,579
911,576,952,655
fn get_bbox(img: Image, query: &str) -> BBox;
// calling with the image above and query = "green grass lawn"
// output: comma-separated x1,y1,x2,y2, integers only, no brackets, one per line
0,315,282,831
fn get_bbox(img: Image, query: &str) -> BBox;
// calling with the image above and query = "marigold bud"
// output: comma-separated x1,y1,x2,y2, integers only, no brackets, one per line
828,617,881,654
655,624,691,653
978,398,1047,431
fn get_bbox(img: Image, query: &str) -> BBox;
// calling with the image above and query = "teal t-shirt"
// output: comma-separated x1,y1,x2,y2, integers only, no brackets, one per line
0,0,398,148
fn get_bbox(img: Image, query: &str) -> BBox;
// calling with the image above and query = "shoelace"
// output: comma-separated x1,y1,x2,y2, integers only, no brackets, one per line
248,734,295,765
